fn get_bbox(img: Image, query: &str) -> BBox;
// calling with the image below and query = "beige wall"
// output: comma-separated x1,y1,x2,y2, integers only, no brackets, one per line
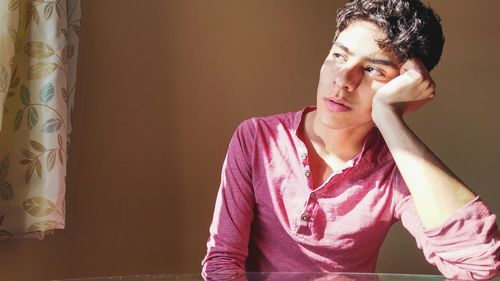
1,1,499,280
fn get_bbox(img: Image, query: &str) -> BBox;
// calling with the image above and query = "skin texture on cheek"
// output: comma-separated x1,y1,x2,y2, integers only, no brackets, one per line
371,79,387,92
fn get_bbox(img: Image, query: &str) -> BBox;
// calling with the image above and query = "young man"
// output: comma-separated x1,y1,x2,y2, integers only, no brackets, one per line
202,0,500,280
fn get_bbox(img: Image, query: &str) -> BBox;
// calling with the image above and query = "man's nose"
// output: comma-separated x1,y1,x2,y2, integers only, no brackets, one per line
334,65,362,92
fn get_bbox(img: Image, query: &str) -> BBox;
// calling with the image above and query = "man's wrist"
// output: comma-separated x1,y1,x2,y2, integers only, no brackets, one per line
371,98,403,127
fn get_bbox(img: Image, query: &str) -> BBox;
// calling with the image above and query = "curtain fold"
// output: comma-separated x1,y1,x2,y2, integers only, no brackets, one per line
0,0,80,239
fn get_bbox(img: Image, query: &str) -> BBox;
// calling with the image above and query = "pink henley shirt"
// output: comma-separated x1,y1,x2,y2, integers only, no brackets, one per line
202,107,499,280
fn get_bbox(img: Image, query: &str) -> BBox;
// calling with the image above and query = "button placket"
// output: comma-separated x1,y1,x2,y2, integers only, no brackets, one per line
297,213,309,228
310,192,317,199
298,148,313,188
300,193,317,227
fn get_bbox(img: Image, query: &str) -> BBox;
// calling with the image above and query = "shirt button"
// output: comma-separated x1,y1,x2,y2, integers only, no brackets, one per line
310,192,317,199
300,153,307,160
301,214,309,221
305,170,311,177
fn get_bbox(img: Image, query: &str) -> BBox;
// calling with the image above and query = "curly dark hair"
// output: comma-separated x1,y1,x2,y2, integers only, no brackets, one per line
335,0,445,71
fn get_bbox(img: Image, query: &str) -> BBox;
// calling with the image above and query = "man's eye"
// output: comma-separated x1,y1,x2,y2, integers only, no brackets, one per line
332,53,346,62
365,66,384,77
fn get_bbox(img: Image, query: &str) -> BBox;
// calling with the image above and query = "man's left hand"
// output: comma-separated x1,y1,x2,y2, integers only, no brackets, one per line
372,58,435,117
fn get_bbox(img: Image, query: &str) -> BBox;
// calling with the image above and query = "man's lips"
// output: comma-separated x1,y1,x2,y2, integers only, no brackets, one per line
324,98,351,112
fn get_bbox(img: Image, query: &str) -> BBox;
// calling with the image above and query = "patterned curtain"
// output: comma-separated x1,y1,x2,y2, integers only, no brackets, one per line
0,0,80,239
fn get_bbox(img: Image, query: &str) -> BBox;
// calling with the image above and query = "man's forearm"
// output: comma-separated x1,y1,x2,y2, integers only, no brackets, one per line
372,103,476,229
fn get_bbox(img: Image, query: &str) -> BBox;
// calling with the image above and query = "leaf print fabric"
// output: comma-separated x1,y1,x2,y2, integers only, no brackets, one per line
0,0,80,239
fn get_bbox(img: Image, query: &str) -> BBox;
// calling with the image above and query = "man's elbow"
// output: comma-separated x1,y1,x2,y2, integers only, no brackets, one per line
201,252,246,280
439,258,499,281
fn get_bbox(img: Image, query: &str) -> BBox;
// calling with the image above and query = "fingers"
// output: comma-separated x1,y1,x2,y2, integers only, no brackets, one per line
400,58,428,75
401,58,436,100
403,99,430,116
429,78,436,98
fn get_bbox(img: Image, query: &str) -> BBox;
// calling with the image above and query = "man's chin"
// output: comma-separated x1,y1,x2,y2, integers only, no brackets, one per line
317,111,374,131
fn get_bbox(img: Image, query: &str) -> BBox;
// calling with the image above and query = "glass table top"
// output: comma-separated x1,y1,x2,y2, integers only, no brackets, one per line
56,272,500,281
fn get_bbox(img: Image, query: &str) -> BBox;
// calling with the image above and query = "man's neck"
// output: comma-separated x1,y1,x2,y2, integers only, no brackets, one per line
303,110,374,162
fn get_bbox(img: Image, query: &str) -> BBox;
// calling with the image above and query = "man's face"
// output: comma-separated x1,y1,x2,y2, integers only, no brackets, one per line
316,20,401,130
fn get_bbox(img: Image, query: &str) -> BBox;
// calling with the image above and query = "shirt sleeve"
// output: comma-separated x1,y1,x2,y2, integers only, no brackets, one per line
201,119,256,278
394,174,500,280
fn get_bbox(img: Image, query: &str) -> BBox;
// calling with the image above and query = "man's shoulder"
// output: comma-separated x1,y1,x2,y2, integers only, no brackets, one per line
241,108,305,130
252,110,296,125
231,107,312,145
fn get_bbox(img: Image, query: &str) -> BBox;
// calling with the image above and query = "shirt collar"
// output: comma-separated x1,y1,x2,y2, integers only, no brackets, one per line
293,106,316,133
293,106,385,167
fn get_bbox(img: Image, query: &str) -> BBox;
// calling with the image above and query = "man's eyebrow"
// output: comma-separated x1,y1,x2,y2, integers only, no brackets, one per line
366,58,399,69
333,42,399,69
333,42,352,55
